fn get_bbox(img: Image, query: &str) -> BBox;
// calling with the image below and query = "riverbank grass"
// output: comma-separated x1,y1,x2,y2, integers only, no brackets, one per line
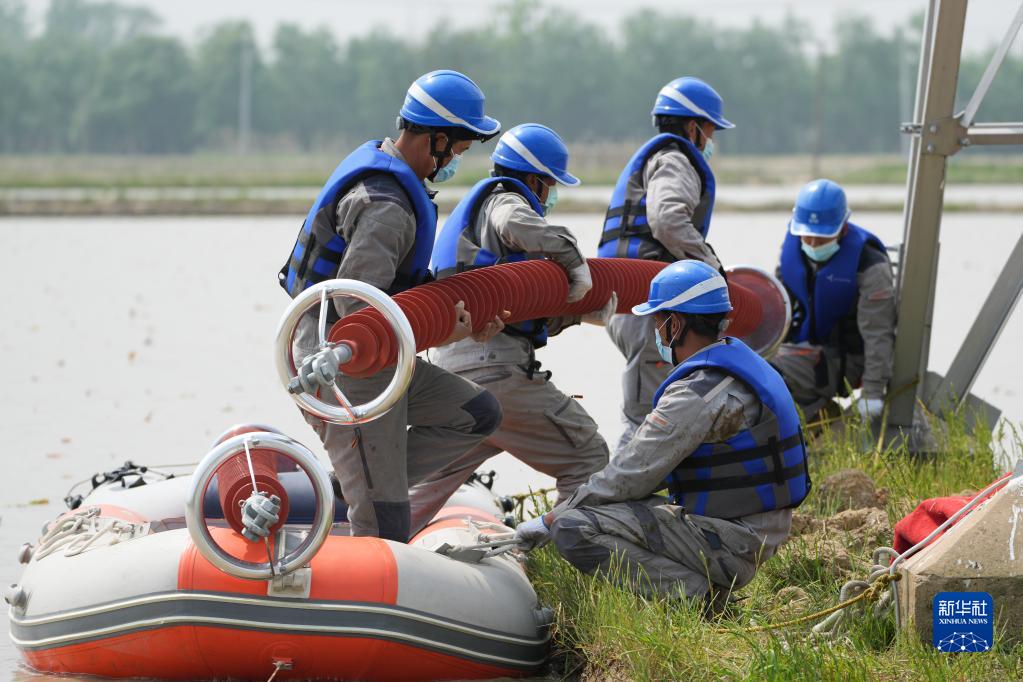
525,411,1022,680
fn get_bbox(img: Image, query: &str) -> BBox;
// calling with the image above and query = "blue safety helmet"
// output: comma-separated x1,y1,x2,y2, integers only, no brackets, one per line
398,70,501,140
491,124,580,186
789,179,851,238
651,77,734,130
632,260,732,316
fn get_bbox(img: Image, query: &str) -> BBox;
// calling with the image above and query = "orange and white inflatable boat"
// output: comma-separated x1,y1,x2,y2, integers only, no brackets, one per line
8,429,551,681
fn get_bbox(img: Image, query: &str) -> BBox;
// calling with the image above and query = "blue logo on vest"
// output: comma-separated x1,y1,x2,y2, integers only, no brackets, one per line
933,592,993,652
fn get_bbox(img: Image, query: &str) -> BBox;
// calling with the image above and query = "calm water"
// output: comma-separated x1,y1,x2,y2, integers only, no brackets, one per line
2,211,1022,679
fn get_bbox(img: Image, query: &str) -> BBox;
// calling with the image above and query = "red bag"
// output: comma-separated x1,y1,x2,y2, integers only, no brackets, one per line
892,475,1010,554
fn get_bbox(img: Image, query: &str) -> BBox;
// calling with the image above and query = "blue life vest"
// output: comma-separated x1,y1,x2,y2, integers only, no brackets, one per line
431,177,551,348
779,222,886,344
598,133,716,259
278,140,437,298
653,338,810,519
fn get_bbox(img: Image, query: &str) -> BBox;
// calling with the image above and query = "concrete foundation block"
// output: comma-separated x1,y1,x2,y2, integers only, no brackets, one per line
898,476,1023,645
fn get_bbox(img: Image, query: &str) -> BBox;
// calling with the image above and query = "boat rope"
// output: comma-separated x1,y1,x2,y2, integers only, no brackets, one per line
34,507,147,560
714,570,901,636
810,548,900,638
468,520,518,556
62,460,176,510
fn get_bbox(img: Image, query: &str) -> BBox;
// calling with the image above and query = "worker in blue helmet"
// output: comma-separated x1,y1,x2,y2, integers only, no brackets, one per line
278,70,509,543
412,124,611,525
598,76,734,457
514,260,809,606
772,179,896,422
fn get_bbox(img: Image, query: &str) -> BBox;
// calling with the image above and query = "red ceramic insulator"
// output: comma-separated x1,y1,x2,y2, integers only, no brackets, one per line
723,281,763,338
327,258,767,377
213,425,291,537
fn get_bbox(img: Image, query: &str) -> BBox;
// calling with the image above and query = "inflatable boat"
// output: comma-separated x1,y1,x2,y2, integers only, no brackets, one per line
8,428,550,681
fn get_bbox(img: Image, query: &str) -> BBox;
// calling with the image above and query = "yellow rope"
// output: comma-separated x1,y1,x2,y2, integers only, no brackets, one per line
713,573,901,635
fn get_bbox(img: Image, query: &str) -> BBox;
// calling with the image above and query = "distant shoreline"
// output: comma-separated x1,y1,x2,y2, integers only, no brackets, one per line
3,152,1022,216
3,184,1022,216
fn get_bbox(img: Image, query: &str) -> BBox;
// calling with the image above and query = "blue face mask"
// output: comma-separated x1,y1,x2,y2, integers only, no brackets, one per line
432,154,461,183
801,240,840,262
695,126,714,162
702,137,715,162
654,317,675,364
543,185,558,215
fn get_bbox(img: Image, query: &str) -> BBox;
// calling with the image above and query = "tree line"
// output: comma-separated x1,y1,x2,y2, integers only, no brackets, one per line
1,0,1020,155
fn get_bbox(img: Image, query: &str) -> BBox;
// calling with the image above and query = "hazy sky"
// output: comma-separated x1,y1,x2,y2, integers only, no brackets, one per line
22,0,1023,53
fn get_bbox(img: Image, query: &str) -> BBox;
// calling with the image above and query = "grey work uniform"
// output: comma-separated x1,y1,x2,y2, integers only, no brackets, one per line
607,146,722,453
549,344,792,601
771,241,896,418
293,138,501,542
412,189,610,527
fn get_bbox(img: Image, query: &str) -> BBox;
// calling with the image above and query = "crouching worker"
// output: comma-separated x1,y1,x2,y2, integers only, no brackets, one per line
411,124,610,526
772,179,896,421
515,261,811,603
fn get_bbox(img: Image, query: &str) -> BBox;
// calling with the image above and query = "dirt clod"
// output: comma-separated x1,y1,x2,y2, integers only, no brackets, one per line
776,586,809,602
790,512,822,536
818,469,887,510
773,586,812,618
829,507,892,551
786,505,893,578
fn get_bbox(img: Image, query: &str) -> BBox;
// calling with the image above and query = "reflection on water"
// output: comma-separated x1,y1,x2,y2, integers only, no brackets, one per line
3,212,1021,679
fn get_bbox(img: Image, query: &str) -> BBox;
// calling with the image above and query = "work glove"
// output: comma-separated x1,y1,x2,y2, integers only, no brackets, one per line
240,492,282,542
514,515,551,551
566,263,593,303
856,397,885,421
582,291,618,326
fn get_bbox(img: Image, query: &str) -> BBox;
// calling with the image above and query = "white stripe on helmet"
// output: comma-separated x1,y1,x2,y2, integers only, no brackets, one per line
657,85,716,122
650,274,727,313
500,131,559,180
407,82,494,135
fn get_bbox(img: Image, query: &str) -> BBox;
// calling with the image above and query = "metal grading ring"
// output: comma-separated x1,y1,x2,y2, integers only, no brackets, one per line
184,432,334,580
274,279,416,425
726,264,793,360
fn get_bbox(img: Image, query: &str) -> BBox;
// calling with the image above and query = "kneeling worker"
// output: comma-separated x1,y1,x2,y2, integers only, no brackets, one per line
771,179,896,421
515,261,810,603
411,123,611,524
